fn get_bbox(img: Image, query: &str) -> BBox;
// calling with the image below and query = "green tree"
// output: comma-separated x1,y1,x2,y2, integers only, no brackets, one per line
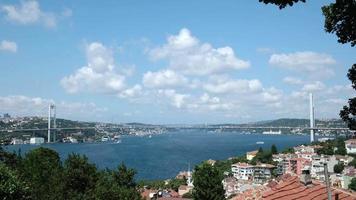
271,144,278,154
94,170,141,200
113,163,137,188
349,177,356,191
333,163,345,173
340,64,356,130
349,158,356,167
0,163,30,200
21,147,63,200
62,153,98,200
168,178,186,191
335,138,347,155
192,162,225,200
322,0,356,47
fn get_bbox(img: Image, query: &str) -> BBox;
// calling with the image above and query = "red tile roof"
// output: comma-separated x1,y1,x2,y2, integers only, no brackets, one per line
262,176,356,200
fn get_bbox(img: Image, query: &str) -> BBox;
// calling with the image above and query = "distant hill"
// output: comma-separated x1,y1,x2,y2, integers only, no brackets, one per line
243,118,347,128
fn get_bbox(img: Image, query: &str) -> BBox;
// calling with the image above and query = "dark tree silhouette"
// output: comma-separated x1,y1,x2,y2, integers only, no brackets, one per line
192,162,225,200
322,0,356,47
259,0,306,9
340,64,356,130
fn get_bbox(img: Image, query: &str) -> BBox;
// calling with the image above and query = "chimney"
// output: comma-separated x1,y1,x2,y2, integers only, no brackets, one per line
335,193,339,200
300,169,312,185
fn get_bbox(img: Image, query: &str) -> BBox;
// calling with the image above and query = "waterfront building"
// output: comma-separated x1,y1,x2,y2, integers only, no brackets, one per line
11,138,24,145
246,150,258,161
30,137,44,145
345,139,356,154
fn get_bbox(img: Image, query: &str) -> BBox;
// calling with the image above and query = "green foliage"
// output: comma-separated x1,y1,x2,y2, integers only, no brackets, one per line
271,144,278,154
348,158,356,167
251,147,273,164
62,153,98,199
334,138,347,155
0,163,30,200
322,0,356,47
182,191,193,198
168,178,186,191
94,170,142,200
21,147,63,200
334,163,345,173
282,147,295,154
0,147,142,200
113,163,137,188
349,178,356,191
137,179,166,190
340,65,356,130
192,162,225,200
317,141,335,155
259,0,306,9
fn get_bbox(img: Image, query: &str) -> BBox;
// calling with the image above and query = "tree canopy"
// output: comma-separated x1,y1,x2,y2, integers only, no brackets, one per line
259,0,306,9
192,162,225,200
340,64,356,130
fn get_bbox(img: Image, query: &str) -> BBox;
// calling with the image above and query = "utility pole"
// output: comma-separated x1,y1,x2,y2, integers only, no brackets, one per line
324,163,332,200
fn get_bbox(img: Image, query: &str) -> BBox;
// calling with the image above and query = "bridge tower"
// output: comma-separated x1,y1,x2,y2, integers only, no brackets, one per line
309,93,315,143
47,103,56,143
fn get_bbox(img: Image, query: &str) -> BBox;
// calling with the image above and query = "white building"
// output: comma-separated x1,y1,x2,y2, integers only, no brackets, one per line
232,162,254,180
345,139,356,154
11,138,24,145
222,177,239,197
231,162,275,183
30,137,44,145
311,155,338,181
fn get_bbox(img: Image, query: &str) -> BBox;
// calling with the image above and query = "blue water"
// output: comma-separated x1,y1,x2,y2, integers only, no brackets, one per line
4,131,311,180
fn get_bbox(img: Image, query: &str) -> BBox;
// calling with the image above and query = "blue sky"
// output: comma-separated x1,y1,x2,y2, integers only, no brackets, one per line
0,0,355,124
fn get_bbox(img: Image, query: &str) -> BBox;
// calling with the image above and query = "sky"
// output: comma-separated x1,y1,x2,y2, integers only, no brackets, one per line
0,0,355,124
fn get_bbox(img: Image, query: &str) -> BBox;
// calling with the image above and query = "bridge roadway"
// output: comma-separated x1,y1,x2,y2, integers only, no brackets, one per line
0,126,352,132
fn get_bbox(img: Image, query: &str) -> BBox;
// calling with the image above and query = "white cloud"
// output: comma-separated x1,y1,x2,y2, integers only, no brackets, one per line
143,69,188,88
203,78,263,94
283,76,303,85
302,81,325,92
0,40,17,53
269,51,336,78
149,28,250,75
0,95,106,120
61,42,126,94
1,1,70,28
118,84,142,98
158,89,189,108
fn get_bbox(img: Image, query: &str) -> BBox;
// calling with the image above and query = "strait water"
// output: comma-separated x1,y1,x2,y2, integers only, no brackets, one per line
4,130,312,180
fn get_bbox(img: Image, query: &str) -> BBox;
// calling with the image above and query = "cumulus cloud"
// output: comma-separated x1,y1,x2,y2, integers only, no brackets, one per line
143,69,188,88
203,78,263,94
61,42,126,94
1,0,70,28
302,81,325,92
149,28,250,75
0,40,17,53
0,95,106,120
269,51,336,78
283,76,303,85
158,89,189,108
118,84,143,99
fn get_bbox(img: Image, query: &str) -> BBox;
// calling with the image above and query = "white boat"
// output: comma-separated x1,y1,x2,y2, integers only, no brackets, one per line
262,129,281,135
256,141,264,144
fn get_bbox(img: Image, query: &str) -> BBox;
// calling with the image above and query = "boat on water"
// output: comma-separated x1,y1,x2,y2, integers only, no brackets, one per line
262,129,282,135
256,141,264,144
